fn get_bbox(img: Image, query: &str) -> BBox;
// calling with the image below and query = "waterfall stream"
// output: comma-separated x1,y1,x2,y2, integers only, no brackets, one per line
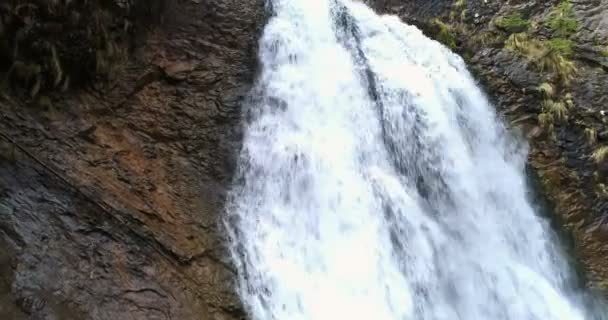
226,0,598,319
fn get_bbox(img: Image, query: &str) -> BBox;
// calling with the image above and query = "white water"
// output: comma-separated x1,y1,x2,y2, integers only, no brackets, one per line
226,0,594,319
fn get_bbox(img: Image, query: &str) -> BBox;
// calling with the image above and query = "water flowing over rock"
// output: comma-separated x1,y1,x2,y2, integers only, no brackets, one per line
227,1,603,319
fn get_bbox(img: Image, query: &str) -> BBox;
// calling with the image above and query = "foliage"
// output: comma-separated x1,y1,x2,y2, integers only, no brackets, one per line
547,38,574,56
433,19,458,49
495,12,530,32
544,1,579,36
505,33,577,85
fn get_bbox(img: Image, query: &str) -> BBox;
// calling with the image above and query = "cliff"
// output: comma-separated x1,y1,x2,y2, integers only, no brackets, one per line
0,0,263,318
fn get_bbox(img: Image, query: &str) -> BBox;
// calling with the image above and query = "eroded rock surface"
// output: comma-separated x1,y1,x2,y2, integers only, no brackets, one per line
0,0,264,318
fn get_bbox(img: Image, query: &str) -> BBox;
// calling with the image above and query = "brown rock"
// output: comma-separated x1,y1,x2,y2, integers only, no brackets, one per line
0,0,265,319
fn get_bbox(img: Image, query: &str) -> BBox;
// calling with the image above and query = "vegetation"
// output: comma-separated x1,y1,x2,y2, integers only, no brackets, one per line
495,12,530,33
433,19,458,49
0,0,148,102
538,112,554,132
505,33,577,84
585,127,598,145
542,99,569,122
469,31,504,47
541,54,577,84
547,38,574,56
592,146,608,163
537,82,555,98
544,1,579,36
453,0,465,9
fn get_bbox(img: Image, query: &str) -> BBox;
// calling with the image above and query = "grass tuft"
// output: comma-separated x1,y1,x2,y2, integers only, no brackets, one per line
537,82,555,98
592,146,608,163
542,99,569,122
585,127,598,145
505,33,578,84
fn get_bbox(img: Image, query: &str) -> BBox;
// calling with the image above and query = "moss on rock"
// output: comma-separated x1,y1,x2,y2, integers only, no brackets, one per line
495,12,530,33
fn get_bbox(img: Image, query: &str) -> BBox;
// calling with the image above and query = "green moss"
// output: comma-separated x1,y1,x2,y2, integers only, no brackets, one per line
433,19,457,49
547,38,574,56
544,1,579,36
495,12,530,33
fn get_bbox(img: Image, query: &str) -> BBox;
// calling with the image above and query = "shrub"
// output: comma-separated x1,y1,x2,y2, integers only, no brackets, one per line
545,1,579,36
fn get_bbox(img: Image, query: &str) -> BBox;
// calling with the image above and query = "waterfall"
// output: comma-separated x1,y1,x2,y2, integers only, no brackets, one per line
226,0,594,319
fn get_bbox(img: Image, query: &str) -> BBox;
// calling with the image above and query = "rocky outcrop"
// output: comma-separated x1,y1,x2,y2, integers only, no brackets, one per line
0,0,264,319
372,0,608,289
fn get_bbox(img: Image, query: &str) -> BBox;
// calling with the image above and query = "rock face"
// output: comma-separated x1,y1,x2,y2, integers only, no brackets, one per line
0,0,264,319
370,0,608,289
1,0,607,318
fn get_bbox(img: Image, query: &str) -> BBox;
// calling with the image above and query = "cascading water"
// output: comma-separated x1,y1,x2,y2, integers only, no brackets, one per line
225,0,598,319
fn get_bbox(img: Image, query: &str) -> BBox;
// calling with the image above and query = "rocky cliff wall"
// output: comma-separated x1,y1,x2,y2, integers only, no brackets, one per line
0,0,264,319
